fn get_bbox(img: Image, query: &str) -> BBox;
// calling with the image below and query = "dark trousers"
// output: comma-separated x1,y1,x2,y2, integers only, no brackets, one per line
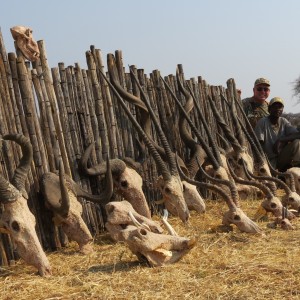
277,139,300,171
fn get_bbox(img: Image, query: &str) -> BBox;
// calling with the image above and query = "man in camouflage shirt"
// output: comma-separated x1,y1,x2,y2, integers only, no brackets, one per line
242,78,270,128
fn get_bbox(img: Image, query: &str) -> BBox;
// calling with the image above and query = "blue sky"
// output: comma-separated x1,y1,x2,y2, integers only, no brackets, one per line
1,0,300,113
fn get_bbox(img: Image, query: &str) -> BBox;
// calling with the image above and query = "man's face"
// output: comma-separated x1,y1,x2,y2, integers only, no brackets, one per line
253,84,270,103
268,102,284,117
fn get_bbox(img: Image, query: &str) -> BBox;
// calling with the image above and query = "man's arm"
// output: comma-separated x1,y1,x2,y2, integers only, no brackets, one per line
278,132,300,143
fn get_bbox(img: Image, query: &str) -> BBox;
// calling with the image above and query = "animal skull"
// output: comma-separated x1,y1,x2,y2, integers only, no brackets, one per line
0,134,51,276
41,158,113,254
10,26,40,61
105,201,195,266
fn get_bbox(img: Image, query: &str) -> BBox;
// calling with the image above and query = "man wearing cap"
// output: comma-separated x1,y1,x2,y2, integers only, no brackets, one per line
242,78,271,128
255,97,300,171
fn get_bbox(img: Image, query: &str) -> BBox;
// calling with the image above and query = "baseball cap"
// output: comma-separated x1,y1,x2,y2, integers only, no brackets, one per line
254,78,270,86
269,97,284,107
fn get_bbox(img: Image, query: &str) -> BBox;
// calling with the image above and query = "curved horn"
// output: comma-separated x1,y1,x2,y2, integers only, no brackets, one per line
221,94,247,148
197,159,239,207
99,66,172,181
240,158,292,196
0,176,22,203
107,54,152,138
186,82,223,166
176,68,207,177
129,66,178,176
4,134,32,199
227,158,274,199
206,95,243,153
176,155,236,211
237,116,265,165
265,158,296,192
79,142,127,177
75,156,114,204
160,75,221,170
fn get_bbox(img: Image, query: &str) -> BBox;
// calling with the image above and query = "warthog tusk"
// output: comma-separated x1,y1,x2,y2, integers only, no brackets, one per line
162,209,178,236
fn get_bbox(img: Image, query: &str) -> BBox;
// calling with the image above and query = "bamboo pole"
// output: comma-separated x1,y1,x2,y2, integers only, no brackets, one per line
85,50,108,161
37,40,71,175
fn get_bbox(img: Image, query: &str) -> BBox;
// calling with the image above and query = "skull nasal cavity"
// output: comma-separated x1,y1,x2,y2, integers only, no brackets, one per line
233,215,241,221
12,221,20,232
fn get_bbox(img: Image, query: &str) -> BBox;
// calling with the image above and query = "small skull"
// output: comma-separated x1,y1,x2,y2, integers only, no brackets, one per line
10,26,40,61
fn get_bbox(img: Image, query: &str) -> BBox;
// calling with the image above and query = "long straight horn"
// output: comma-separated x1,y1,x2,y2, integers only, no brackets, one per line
3,134,33,199
129,67,178,176
206,95,243,153
234,96,265,156
222,95,247,148
99,67,172,181
237,117,265,165
186,82,222,165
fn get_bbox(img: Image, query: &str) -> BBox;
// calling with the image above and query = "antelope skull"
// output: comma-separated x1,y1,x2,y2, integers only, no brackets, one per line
0,134,51,276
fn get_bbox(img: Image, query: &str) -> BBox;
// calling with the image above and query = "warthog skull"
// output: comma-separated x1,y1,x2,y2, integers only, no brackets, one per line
105,201,195,266
0,134,51,276
10,26,40,61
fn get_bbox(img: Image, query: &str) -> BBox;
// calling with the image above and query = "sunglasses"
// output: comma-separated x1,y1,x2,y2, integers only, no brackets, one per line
256,87,270,92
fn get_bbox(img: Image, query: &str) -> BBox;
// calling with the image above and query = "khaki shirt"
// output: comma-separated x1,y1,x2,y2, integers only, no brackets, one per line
242,97,269,128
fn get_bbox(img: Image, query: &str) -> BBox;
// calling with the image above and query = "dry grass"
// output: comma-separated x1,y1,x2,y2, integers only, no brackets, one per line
1,197,300,300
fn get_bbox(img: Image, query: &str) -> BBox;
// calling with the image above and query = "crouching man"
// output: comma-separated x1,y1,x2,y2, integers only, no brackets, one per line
255,97,300,171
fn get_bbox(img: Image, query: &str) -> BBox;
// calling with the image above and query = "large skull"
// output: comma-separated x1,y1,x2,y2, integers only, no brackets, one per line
10,26,40,61
105,201,195,266
1,197,52,276
0,133,51,276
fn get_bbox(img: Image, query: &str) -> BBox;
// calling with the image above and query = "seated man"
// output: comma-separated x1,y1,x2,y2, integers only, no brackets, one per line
242,78,270,128
255,97,300,171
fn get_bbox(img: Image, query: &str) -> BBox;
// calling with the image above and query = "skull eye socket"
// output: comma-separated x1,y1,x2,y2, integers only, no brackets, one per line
140,229,147,235
11,221,20,232
289,197,295,202
233,215,241,221
270,202,277,209
259,168,266,174
120,180,128,188
215,174,222,180
165,187,171,194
